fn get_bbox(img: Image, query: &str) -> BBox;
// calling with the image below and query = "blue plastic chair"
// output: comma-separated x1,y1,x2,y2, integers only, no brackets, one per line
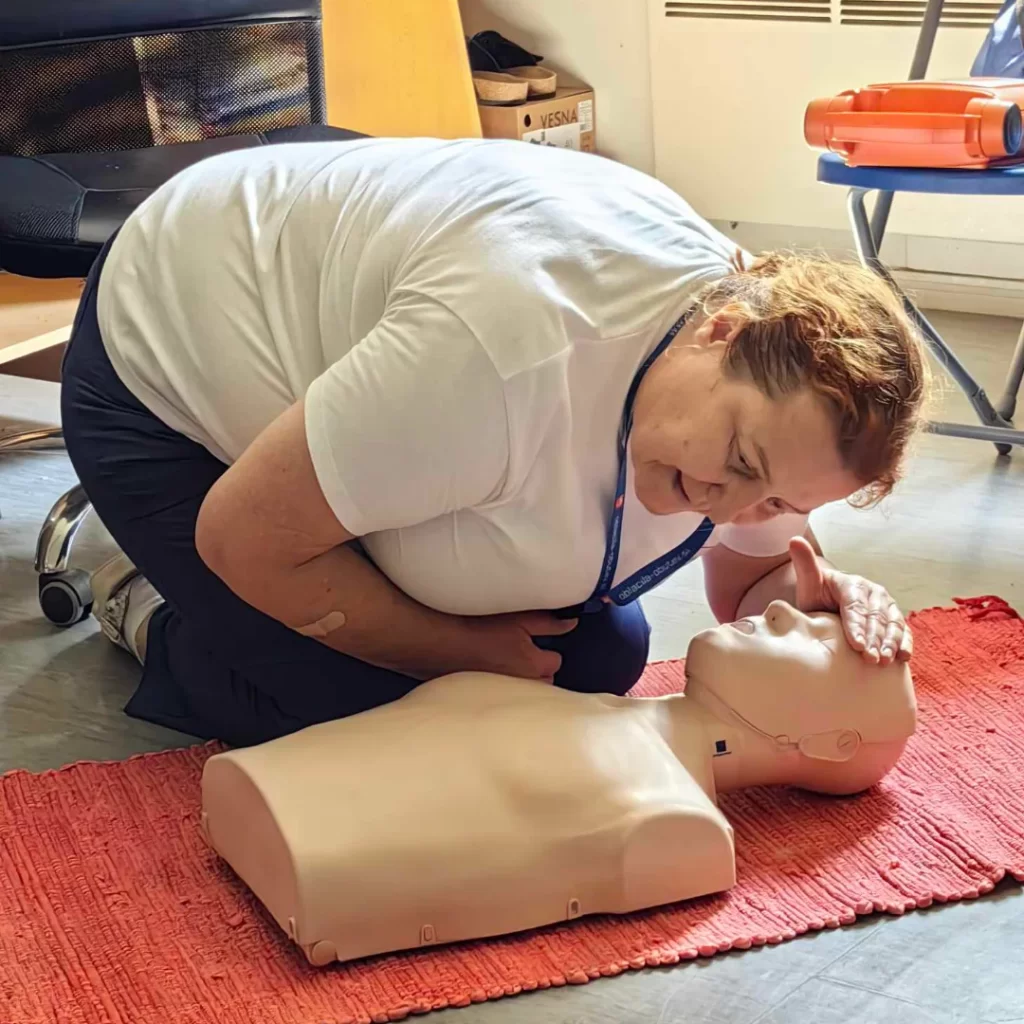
816,0,1024,453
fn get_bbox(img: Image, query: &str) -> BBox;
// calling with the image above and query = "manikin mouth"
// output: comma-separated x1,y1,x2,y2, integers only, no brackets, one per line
728,618,756,635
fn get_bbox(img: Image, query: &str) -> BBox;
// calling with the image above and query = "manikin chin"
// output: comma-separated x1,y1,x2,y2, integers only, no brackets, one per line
201,600,917,966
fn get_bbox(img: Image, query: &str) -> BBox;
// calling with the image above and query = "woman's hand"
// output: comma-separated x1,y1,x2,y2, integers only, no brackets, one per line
463,612,579,682
789,537,912,666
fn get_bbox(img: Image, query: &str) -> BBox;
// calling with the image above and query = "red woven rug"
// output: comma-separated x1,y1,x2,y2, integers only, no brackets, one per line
2,597,1024,1024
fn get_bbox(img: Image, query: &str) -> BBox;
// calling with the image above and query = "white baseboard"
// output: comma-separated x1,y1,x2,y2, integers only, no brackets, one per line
893,270,1024,319
711,220,1024,319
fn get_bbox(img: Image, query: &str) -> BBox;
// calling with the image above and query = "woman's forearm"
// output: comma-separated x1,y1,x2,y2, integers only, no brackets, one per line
207,539,474,680
192,400,482,680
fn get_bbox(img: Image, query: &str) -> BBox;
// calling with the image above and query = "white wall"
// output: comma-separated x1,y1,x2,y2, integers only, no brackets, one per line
458,0,655,173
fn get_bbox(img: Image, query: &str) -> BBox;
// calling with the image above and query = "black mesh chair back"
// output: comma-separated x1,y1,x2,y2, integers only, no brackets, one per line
0,1,326,157
0,1,364,278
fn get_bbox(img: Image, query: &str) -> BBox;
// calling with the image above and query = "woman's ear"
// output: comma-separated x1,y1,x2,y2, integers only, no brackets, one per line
700,309,746,348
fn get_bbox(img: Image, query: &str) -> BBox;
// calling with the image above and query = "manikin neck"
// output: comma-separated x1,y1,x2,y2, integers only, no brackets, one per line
661,692,802,794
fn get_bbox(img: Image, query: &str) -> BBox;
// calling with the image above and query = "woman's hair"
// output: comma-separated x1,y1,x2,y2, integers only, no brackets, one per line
698,251,931,506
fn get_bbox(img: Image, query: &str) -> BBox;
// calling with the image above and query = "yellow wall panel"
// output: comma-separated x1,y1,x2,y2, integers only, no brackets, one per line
321,0,481,140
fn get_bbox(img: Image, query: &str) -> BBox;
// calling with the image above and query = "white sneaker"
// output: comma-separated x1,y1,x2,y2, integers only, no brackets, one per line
91,553,163,663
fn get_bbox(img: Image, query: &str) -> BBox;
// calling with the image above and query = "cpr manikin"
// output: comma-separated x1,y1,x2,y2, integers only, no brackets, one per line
201,602,916,965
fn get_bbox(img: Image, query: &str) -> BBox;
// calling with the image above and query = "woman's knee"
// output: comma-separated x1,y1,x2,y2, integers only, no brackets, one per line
554,601,650,696
603,603,651,694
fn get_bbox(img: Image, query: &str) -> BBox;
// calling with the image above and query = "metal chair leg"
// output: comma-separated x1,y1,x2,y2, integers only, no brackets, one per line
0,426,65,452
848,188,1024,453
35,482,92,575
995,321,1024,423
34,483,96,627
0,431,95,625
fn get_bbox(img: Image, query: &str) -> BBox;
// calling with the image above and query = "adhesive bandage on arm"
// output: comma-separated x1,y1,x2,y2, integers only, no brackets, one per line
296,611,347,638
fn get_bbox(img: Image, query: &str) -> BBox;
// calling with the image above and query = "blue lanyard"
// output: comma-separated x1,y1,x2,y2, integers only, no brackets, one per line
582,312,714,614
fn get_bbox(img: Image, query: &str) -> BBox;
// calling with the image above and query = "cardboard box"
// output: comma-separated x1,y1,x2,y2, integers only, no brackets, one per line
477,84,595,153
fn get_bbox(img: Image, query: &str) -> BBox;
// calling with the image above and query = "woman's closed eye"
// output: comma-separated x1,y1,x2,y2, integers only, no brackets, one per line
729,436,759,481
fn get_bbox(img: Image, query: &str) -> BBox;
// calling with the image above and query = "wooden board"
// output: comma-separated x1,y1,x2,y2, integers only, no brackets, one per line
321,0,481,140
0,275,81,381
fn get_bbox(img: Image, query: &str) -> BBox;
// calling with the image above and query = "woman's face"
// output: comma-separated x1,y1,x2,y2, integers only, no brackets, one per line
630,312,862,522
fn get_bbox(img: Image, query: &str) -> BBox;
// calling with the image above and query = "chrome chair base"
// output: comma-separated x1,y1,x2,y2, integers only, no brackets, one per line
1,427,95,626
34,483,95,626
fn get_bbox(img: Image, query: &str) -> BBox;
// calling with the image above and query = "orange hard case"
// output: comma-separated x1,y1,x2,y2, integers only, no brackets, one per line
805,78,1024,168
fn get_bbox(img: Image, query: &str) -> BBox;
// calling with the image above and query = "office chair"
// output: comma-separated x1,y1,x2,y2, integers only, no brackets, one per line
0,0,363,625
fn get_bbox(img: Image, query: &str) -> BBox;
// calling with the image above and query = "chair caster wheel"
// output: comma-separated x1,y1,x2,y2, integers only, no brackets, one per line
995,443,1012,457
39,569,93,626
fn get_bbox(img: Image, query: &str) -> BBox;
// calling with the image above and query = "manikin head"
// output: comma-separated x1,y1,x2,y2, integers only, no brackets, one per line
684,601,917,796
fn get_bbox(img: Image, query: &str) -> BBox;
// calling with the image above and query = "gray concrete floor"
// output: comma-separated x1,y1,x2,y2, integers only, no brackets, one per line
2,309,1024,1023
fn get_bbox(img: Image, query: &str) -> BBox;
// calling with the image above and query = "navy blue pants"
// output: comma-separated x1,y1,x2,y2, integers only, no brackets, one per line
61,248,651,748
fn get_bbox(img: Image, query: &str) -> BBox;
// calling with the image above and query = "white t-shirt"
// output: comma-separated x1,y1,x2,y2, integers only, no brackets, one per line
98,138,807,616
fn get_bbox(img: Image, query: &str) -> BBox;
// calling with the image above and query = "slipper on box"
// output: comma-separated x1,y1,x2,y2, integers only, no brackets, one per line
467,30,543,73
506,66,558,98
473,71,529,107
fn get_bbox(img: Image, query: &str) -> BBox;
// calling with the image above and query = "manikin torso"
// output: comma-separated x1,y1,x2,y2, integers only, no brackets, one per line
202,603,917,965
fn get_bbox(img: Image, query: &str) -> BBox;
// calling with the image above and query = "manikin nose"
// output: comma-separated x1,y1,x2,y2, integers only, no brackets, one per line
764,600,804,633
